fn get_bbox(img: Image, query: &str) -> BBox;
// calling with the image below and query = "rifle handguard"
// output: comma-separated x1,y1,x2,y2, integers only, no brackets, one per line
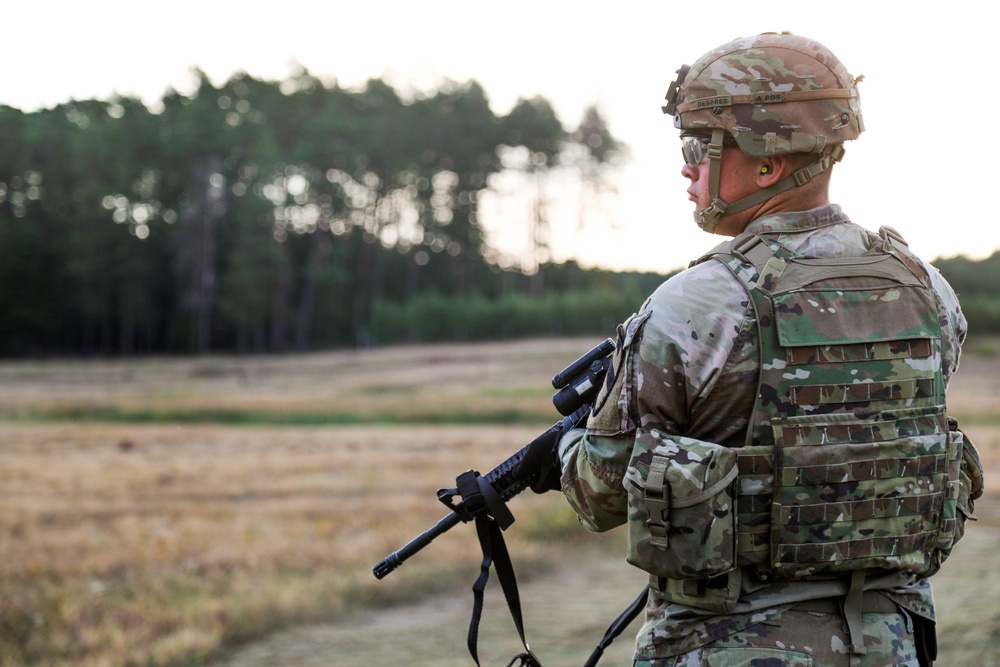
371,338,615,579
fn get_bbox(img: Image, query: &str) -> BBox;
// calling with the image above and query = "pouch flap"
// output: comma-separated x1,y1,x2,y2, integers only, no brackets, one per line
770,255,939,347
773,284,938,347
625,434,738,507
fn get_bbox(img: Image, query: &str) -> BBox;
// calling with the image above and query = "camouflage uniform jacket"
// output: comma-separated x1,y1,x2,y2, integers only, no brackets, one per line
558,204,967,660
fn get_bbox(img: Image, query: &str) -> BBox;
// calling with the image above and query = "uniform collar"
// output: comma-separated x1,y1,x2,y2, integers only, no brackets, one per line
742,204,849,236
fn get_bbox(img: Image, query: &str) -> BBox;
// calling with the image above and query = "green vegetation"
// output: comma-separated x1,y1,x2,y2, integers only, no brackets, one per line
3,403,552,426
933,253,1000,337
2,71,996,359
369,285,656,344
0,74,656,357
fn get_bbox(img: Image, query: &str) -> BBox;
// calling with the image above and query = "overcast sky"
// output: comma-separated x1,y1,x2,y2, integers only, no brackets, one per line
4,1,995,273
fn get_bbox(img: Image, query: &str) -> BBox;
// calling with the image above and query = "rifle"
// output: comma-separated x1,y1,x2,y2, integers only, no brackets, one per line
371,338,651,667
372,336,616,580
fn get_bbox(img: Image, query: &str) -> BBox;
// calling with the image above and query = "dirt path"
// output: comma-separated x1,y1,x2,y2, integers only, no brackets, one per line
208,545,649,667
207,526,1000,667
933,522,1000,665
208,514,1000,667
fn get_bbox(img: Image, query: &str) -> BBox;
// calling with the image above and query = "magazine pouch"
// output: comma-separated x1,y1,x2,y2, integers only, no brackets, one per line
624,432,739,610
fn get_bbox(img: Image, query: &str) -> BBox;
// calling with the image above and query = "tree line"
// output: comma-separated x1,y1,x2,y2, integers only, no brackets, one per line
0,69,995,358
0,69,669,357
931,253,1000,339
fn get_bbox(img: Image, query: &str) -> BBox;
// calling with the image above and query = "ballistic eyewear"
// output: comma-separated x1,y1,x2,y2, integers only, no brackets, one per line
681,134,738,166
681,135,712,166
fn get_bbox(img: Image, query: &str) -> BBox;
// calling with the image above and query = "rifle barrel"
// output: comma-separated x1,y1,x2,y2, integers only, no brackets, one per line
372,511,463,579
371,371,600,579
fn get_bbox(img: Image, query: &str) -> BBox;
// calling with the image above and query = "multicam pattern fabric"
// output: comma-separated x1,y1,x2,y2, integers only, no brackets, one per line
710,229,966,581
634,609,921,667
557,204,969,661
622,433,739,584
668,32,864,157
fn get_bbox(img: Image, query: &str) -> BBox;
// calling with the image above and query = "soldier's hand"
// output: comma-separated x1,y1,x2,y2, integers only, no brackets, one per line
511,428,562,494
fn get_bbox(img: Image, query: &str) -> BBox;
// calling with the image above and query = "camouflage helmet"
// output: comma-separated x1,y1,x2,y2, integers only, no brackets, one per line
662,32,864,234
664,32,864,157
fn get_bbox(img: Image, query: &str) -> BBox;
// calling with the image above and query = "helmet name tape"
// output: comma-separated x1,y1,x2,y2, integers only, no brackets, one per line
752,92,786,104
678,88,857,115
691,96,732,110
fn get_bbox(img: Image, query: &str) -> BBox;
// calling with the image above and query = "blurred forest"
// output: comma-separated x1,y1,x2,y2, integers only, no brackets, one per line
0,69,670,357
0,69,995,357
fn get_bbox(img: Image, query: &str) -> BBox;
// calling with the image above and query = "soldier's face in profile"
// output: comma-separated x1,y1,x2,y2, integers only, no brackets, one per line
680,143,761,236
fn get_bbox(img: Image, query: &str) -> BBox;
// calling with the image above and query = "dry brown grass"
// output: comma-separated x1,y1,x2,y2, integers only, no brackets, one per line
1,336,998,666
1,422,577,666
0,339,592,666
0,339,593,424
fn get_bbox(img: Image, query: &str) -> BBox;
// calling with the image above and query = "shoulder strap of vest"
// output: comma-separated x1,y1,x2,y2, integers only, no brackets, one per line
698,232,801,296
699,235,798,447
875,225,937,289
707,226,933,292
690,231,785,271
689,237,737,269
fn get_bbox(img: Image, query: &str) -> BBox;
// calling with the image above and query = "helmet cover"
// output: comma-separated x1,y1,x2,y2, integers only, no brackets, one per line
665,32,864,157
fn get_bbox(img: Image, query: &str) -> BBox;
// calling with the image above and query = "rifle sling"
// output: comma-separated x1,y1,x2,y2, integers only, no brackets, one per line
469,513,540,667
582,586,650,667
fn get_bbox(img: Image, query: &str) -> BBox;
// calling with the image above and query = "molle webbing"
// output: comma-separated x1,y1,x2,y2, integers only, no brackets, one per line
711,230,955,579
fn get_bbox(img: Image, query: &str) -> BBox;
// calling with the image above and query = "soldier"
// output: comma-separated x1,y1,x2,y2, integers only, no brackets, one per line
517,32,983,666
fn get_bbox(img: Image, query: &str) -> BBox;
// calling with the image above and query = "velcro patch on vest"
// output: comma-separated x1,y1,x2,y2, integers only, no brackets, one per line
785,339,933,365
782,451,946,486
779,492,943,526
773,288,938,348
777,411,945,446
790,378,936,405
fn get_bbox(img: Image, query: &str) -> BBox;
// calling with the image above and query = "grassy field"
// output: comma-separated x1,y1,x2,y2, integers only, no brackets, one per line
1,337,998,666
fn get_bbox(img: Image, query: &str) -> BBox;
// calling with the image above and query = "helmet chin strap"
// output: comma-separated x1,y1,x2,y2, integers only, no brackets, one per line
693,128,847,235
693,129,728,234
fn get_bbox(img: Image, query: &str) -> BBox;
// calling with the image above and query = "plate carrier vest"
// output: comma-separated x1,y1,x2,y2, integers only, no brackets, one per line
713,227,960,581
631,227,974,617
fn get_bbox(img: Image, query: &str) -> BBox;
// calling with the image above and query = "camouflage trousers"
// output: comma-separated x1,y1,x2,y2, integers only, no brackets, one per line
633,609,924,667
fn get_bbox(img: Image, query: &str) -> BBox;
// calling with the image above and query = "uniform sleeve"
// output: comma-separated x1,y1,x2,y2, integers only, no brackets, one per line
558,263,753,532
922,259,967,383
559,428,635,532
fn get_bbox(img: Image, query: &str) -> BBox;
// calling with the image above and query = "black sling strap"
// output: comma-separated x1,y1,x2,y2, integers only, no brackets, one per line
454,469,540,666
469,513,540,667
582,586,649,667
453,468,647,667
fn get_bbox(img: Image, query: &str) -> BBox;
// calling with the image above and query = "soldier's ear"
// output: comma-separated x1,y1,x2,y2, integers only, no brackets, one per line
757,156,787,186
